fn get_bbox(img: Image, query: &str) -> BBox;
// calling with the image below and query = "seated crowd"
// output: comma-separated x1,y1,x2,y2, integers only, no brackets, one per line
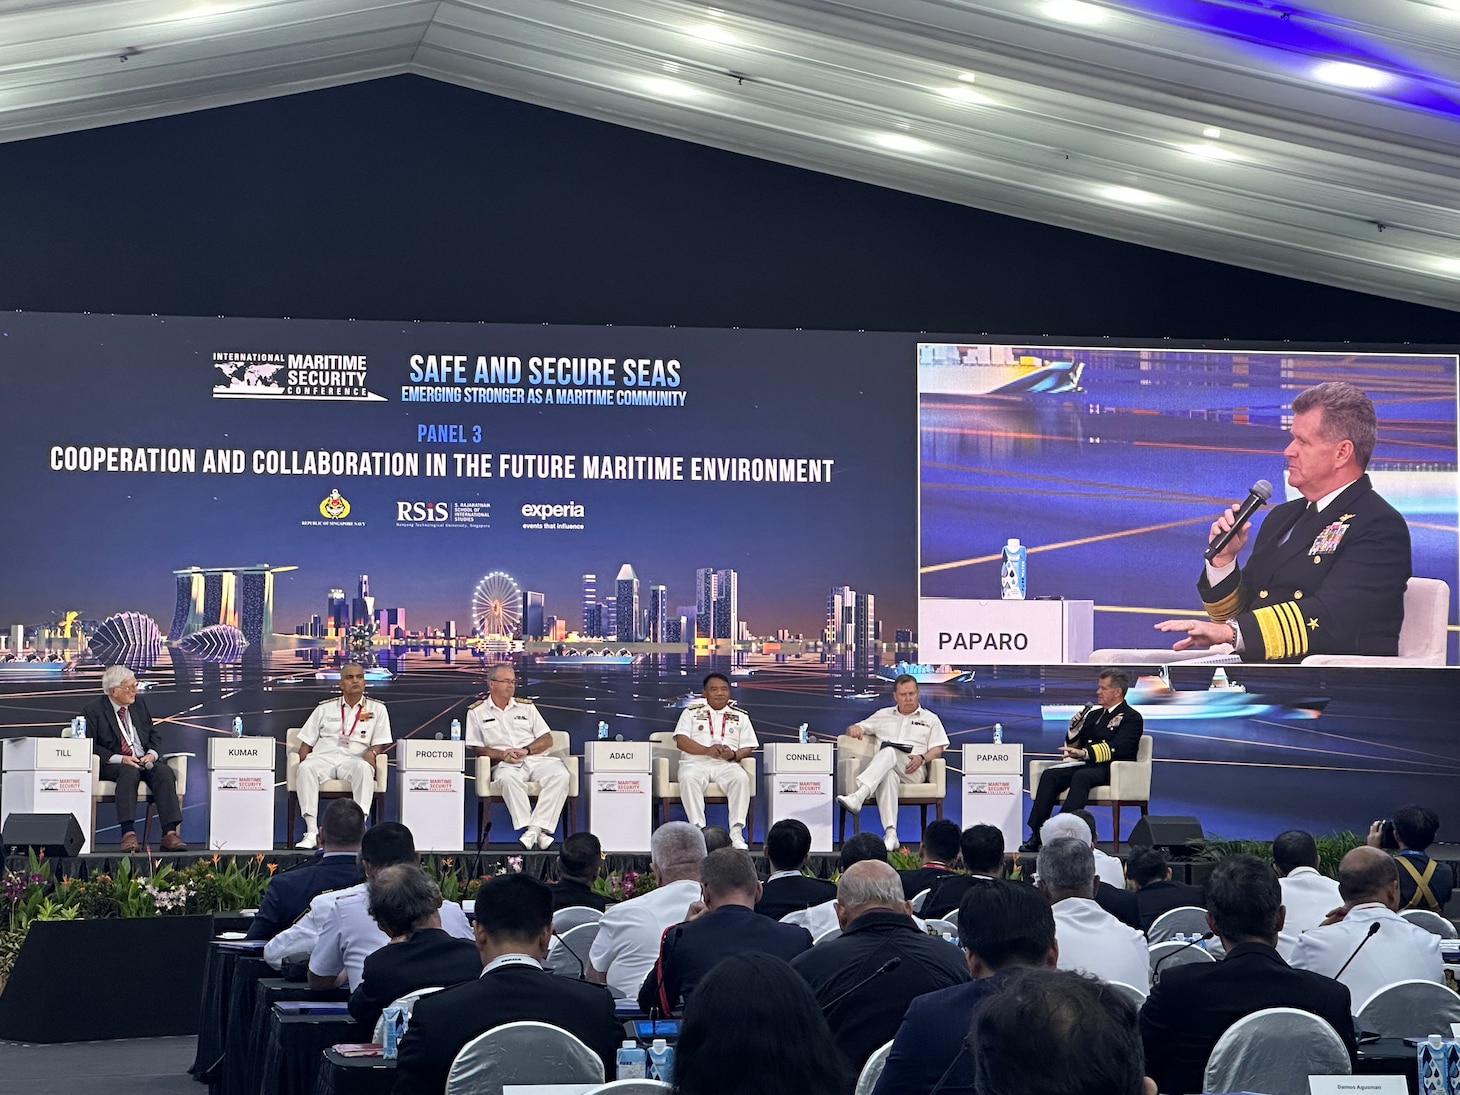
245,803,1455,1095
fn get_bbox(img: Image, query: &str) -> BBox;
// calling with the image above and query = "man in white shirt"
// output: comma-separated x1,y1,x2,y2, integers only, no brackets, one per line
587,821,705,999
305,822,472,990
838,674,949,851
1039,837,1150,990
1289,845,1444,1009
672,673,758,850
294,662,391,849
466,663,570,850
1273,829,1343,960
1040,813,1126,892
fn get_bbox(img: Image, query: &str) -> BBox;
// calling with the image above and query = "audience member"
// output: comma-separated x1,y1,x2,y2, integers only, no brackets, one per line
640,848,812,1013
792,860,969,1072
247,800,364,940
782,832,893,939
1290,845,1444,1007
921,824,1004,920
898,818,961,900
1139,854,1355,1095
1371,805,1455,913
1038,837,1149,989
587,821,705,998
873,880,1057,1095
1126,847,1206,933
702,825,733,854
392,873,621,1095
347,864,482,1031
1272,829,1341,960
755,819,835,921
971,969,1156,1095
548,832,607,912
307,822,472,990
1039,814,1141,931
672,954,851,1095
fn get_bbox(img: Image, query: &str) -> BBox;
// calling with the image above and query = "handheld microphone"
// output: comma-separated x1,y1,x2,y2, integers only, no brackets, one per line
1068,703,1096,733
1152,932,1215,982
551,931,588,980
1334,921,1381,981
1204,480,1273,562
821,957,902,1012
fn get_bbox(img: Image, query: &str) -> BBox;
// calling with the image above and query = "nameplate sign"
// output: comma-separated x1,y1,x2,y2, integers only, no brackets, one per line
397,740,465,771
962,744,1022,775
4,737,91,771
764,743,832,773
918,598,1094,664
207,737,274,769
1306,1077,1406,1094
586,741,650,772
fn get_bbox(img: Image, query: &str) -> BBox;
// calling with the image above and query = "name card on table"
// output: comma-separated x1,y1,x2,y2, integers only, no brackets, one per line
207,737,273,768
1306,1077,1408,1094
397,740,465,771
586,741,650,772
4,737,92,771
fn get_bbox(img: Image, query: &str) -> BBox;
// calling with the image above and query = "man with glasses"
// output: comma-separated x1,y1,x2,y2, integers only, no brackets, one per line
466,663,569,850
83,665,186,852
296,661,393,849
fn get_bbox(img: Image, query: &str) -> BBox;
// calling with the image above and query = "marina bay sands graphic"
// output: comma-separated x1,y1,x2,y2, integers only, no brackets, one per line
170,564,297,649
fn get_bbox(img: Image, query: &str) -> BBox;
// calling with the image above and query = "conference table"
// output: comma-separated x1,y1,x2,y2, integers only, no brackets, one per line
312,1048,396,1095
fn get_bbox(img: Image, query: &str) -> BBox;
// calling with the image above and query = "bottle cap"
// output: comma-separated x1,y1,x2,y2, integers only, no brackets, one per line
652,1038,668,1050
622,1040,636,1049
1007,538,1020,548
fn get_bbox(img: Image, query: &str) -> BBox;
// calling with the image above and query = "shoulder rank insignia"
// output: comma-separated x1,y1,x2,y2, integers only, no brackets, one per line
467,699,484,709
516,697,534,705
1308,522,1350,556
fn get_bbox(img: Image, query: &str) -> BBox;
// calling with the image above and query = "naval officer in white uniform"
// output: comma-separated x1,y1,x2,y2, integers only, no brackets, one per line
672,672,758,850
296,661,392,849
466,663,570,850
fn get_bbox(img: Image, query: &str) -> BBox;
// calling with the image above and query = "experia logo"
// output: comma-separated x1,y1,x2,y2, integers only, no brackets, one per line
521,502,586,519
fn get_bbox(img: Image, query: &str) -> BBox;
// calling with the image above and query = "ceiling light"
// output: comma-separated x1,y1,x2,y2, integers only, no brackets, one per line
1202,126,1222,139
1312,61,1391,90
1042,0,1107,26
937,85,992,105
958,72,978,83
874,132,931,154
686,23,740,45
1181,142,1238,161
641,77,697,99
1101,185,1161,205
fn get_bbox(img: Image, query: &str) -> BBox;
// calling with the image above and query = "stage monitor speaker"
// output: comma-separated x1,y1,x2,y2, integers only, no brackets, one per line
1128,815,1204,858
2,812,84,857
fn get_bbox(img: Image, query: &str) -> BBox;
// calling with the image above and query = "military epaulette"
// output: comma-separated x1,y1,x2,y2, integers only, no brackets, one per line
467,699,485,709
314,696,337,707
1251,601,1310,660
516,696,534,705
686,701,708,711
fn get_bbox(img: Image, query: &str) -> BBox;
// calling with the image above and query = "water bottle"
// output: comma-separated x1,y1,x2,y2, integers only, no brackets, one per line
648,1038,674,1084
450,718,462,741
76,715,87,738
616,1040,647,1080
798,722,809,744
381,1005,404,1058
993,723,1003,745
1000,538,1027,600
231,716,243,738
598,720,610,741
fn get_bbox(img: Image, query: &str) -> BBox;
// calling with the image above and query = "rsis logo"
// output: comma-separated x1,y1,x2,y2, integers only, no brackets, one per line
397,501,449,522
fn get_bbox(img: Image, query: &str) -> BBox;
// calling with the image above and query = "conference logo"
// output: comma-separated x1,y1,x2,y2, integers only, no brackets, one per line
320,490,352,519
394,500,492,530
210,350,387,402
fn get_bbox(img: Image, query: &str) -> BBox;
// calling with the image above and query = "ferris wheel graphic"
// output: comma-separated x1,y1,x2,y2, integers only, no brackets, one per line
471,571,522,637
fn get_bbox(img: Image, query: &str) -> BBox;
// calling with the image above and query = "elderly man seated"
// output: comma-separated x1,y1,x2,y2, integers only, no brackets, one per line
1037,837,1149,990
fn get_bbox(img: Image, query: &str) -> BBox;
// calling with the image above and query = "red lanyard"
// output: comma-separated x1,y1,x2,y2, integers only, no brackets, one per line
340,702,364,739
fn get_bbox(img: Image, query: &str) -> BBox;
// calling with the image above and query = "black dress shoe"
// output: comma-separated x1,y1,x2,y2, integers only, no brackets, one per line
1018,838,1041,853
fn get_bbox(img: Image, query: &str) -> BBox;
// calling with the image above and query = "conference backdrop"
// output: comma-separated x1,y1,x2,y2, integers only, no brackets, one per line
1,312,1457,843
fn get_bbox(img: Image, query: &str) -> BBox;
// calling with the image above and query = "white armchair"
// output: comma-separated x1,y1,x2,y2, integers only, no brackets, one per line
834,734,946,842
473,729,579,842
648,730,756,835
90,753,188,847
284,725,388,837
1027,735,1153,849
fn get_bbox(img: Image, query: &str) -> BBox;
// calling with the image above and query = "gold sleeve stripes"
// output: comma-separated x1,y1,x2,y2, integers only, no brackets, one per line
1202,587,1244,622
1252,601,1309,660
1089,741,1113,764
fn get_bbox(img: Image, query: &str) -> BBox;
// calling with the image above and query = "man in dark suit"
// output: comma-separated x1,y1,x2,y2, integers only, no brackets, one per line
898,818,961,901
82,665,185,852
873,879,1056,1095
1139,853,1356,1095
548,832,608,913
1157,381,1410,661
922,824,1004,920
1127,847,1206,933
640,847,812,1013
792,860,969,1073
392,873,622,1095
1022,670,1143,850
755,819,835,921
247,799,366,940
348,864,482,1031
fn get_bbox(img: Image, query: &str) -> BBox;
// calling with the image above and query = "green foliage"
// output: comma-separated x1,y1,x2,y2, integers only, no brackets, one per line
592,868,657,902
887,847,921,871
1192,830,1361,879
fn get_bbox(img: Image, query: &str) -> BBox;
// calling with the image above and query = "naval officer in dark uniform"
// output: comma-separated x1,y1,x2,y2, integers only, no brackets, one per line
1155,381,1411,662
